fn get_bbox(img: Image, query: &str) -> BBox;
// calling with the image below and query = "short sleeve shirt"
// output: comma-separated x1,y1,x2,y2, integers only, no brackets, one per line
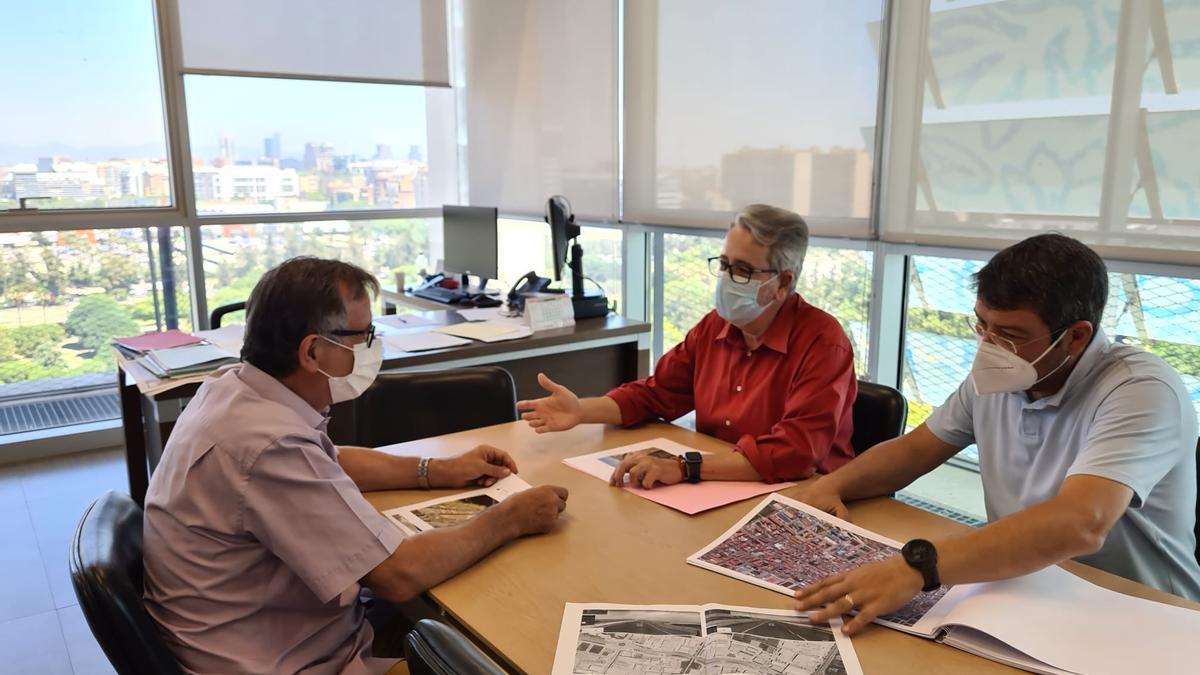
926,330,1200,600
143,363,405,674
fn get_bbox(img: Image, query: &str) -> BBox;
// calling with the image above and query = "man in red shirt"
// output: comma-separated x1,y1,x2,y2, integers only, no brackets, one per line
518,204,856,487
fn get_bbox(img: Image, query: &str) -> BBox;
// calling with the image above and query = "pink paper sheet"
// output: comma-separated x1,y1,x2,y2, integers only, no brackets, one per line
620,479,795,515
114,329,202,352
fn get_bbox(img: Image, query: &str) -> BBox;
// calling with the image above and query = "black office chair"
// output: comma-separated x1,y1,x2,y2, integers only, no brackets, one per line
404,619,506,675
350,367,519,448
209,301,246,328
1193,437,1199,566
69,491,183,675
850,380,908,455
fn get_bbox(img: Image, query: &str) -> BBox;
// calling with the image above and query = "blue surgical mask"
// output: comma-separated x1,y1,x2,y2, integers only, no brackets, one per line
714,274,778,326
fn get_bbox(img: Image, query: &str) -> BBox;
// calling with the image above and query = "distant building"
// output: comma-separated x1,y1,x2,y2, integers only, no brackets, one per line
304,142,334,173
374,144,394,160
218,134,236,166
193,164,299,202
263,133,282,161
408,144,423,162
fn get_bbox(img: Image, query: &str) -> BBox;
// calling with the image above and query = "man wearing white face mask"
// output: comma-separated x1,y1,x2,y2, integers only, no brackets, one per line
518,204,857,487
796,234,1200,637
143,257,569,674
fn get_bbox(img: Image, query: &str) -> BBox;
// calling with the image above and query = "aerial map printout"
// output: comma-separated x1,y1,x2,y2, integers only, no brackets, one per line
688,494,949,634
551,603,862,675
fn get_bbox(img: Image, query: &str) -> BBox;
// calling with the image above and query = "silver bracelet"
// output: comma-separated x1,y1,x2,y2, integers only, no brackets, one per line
416,457,432,490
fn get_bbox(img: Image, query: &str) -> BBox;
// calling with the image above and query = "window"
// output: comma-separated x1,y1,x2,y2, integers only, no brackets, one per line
658,231,872,375
624,0,884,236
0,0,171,211
0,228,190,436
881,0,1200,261
185,76,457,215
902,253,1200,467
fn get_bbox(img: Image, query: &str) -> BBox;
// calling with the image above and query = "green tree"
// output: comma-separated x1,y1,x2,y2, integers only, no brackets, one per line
1,249,36,307
35,246,68,305
65,295,137,354
31,343,66,369
0,327,15,361
95,252,143,300
12,324,66,358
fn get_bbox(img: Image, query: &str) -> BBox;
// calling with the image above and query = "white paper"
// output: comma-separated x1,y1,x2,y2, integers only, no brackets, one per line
382,475,532,534
382,332,471,353
456,307,522,323
375,313,439,330
563,437,696,482
434,322,532,342
916,565,1200,675
687,493,950,635
551,602,862,675
194,324,245,354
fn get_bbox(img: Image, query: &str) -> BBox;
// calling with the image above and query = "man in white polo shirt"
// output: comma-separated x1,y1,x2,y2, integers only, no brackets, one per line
796,233,1200,635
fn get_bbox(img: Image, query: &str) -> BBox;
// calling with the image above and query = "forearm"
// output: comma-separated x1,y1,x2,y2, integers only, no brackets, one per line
338,446,420,491
823,425,958,501
578,396,624,425
701,451,762,482
369,507,519,600
934,501,1104,586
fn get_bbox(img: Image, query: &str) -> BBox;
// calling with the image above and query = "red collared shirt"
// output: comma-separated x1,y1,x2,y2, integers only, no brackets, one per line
606,293,856,482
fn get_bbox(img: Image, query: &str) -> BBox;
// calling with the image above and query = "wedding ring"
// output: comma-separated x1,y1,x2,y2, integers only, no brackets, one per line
843,594,855,609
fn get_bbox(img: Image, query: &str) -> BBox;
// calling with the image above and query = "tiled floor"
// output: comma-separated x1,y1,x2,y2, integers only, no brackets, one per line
0,447,125,675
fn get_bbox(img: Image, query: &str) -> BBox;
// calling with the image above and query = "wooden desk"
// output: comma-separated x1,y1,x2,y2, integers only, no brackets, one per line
367,421,1200,675
117,312,649,506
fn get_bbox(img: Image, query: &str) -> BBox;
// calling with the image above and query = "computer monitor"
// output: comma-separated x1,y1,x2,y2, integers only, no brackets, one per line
546,195,580,283
442,205,499,291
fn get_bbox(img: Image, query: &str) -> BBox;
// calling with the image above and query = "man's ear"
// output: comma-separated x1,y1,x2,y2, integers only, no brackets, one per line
1067,321,1093,356
296,334,322,373
775,271,794,300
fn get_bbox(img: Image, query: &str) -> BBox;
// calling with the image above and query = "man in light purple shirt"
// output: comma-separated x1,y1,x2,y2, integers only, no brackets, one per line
143,258,569,674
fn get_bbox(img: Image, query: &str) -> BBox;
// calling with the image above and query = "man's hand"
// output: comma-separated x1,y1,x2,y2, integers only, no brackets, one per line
495,485,569,536
797,477,851,521
517,373,582,433
431,445,518,488
610,455,683,489
794,556,925,636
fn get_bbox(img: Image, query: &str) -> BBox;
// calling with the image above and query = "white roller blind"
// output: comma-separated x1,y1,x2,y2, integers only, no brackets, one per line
878,0,1200,265
175,0,449,86
463,0,618,220
624,0,884,236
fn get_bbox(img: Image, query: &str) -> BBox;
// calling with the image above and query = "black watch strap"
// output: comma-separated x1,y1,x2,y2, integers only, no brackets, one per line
683,451,702,483
901,539,941,592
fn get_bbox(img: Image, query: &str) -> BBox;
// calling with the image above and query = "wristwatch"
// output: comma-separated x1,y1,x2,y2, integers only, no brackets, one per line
901,539,941,592
682,451,702,484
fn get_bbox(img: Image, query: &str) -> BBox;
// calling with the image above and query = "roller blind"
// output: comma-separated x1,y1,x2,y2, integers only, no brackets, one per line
623,0,885,236
463,0,618,220
175,0,450,86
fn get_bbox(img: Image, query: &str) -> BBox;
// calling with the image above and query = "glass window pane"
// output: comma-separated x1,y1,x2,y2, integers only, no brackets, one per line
0,0,171,210
185,76,457,215
494,219,622,310
626,0,883,234
902,253,1200,468
0,227,190,436
661,233,871,374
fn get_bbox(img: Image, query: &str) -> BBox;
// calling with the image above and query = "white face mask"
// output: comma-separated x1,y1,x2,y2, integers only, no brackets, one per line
714,273,778,326
969,331,1071,395
317,336,383,404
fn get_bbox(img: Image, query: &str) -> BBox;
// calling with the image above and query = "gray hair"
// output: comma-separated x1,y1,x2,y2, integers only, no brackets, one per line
734,204,809,290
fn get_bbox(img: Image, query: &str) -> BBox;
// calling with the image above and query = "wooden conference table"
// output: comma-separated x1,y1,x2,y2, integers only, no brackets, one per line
115,310,649,506
369,421,1200,674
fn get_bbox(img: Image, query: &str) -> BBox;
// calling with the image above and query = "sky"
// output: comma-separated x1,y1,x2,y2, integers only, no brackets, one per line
0,0,429,163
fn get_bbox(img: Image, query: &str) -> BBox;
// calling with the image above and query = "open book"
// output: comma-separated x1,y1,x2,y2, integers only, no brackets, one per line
688,494,1200,675
551,602,862,675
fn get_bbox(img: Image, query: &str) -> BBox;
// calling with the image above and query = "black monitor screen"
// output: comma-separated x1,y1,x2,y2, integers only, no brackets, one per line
442,205,498,281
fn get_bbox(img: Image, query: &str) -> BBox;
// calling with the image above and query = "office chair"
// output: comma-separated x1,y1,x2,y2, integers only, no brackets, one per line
209,301,247,329
69,491,183,675
404,619,506,675
1194,438,1199,566
350,367,518,448
850,380,908,455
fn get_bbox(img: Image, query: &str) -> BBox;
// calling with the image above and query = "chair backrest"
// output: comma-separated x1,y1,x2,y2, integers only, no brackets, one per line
404,619,506,675
350,367,518,448
69,491,183,675
209,301,247,329
850,380,908,455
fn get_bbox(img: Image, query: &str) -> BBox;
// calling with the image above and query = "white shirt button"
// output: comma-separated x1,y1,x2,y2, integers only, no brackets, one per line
725,419,731,427
736,385,743,392
746,351,752,357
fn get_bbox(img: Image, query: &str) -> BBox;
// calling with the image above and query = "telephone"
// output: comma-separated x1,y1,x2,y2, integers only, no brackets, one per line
506,271,556,311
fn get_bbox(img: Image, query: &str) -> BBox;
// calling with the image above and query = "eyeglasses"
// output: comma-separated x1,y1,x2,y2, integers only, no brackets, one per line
328,324,376,348
707,256,778,285
964,316,1063,355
